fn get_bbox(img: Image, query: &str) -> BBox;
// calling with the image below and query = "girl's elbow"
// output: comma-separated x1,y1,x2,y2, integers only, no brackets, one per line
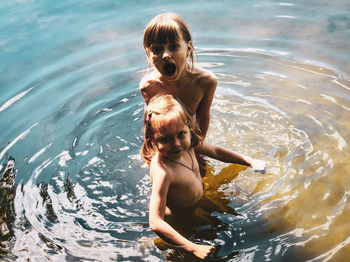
149,218,162,233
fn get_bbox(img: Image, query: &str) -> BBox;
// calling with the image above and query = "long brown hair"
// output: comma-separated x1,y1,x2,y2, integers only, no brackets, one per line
141,94,202,165
143,12,196,71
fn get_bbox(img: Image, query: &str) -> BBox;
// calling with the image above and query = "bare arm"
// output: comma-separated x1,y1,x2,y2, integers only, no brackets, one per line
149,165,215,259
139,77,152,105
198,142,266,173
196,73,217,138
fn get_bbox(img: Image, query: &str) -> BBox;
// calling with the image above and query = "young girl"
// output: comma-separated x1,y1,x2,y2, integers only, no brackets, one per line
141,94,265,260
140,12,216,139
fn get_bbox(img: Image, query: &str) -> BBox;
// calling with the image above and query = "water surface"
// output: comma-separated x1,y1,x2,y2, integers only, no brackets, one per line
1,0,350,261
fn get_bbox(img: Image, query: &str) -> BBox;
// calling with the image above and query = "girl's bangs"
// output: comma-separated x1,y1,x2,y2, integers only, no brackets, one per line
145,25,180,46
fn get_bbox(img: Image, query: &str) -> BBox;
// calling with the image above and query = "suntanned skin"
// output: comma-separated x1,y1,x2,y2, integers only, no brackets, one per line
148,117,213,259
149,147,209,258
150,148,202,216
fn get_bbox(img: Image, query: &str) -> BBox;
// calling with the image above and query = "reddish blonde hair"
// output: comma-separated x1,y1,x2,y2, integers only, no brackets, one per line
141,94,202,165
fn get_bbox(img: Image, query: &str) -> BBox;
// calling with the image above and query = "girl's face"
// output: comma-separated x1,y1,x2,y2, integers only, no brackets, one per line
152,118,191,160
146,30,192,82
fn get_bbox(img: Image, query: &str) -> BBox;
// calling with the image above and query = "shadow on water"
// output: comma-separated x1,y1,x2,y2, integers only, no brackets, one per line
0,158,84,260
0,157,17,259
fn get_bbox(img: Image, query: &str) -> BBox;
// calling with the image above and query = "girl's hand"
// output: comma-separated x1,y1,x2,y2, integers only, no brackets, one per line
192,244,216,259
250,159,266,174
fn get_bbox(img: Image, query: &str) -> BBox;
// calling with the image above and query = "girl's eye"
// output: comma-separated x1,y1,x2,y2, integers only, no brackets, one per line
151,46,163,54
158,136,169,143
168,43,179,52
178,131,186,138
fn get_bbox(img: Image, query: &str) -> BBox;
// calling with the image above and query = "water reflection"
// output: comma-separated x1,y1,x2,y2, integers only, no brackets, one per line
0,157,17,258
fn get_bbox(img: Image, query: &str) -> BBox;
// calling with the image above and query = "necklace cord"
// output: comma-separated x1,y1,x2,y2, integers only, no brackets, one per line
166,151,194,172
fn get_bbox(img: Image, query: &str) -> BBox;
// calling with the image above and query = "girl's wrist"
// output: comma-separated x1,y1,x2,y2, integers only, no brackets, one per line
180,240,196,253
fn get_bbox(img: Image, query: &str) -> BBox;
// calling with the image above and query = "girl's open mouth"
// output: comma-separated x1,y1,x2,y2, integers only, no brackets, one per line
163,62,176,76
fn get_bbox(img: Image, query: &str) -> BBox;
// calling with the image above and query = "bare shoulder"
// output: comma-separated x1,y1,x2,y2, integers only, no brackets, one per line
150,155,172,184
140,72,153,88
193,67,217,91
139,72,156,92
139,72,161,104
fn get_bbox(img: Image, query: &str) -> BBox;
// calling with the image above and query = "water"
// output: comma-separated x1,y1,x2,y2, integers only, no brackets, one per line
1,0,349,261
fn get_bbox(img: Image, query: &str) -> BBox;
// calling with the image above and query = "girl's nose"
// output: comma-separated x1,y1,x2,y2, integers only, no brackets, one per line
162,49,171,59
173,137,180,146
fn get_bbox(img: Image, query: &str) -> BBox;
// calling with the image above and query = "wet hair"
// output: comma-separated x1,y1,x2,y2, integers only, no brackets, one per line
143,12,196,70
141,94,203,165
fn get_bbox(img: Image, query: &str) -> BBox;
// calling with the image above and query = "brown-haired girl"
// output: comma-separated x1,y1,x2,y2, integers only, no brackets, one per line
140,12,216,140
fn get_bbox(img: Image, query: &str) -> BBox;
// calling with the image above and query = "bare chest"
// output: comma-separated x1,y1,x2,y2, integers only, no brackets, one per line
167,168,204,209
178,92,202,116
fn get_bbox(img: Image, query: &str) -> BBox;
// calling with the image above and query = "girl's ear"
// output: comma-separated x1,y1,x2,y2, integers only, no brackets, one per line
186,41,192,57
145,49,152,62
145,47,153,60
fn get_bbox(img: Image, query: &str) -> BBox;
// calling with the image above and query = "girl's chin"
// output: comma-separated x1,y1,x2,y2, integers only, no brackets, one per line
169,152,182,158
162,150,183,160
161,73,178,81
